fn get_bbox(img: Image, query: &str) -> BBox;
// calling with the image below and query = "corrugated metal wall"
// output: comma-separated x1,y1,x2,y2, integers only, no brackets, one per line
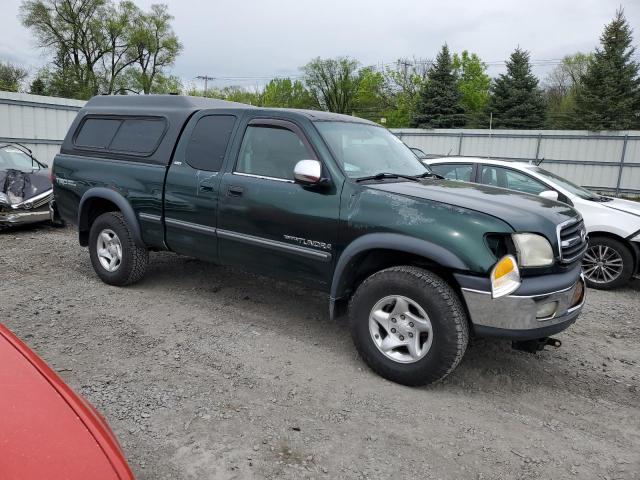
393,128,640,195
0,91,85,167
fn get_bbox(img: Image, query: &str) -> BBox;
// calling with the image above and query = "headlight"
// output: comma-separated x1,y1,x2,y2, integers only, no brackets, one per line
491,255,521,298
512,233,554,267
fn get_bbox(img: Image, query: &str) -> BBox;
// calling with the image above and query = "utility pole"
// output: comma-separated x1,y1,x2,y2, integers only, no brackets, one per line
196,75,215,96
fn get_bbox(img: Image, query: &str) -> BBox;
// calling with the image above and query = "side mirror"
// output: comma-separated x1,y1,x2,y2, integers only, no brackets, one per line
539,190,559,201
294,159,322,185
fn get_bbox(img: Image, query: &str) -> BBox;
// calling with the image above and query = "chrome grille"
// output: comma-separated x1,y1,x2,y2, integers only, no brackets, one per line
558,219,588,263
19,190,53,210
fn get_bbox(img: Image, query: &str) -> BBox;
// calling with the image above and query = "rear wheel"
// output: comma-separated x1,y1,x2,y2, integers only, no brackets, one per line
582,236,634,290
349,266,469,386
89,212,148,286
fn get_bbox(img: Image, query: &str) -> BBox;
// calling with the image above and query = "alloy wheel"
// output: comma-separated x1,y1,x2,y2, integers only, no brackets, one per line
368,295,433,364
582,244,624,285
96,229,123,272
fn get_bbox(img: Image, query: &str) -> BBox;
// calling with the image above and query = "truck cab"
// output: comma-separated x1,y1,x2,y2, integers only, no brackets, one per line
53,95,587,386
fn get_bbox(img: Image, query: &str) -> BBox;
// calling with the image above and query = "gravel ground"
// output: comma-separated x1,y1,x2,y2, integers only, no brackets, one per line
1,224,639,480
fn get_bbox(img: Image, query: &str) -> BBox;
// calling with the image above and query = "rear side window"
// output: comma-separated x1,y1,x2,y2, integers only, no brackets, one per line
431,163,474,182
185,115,236,171
74,118,121,149
74,117,166,156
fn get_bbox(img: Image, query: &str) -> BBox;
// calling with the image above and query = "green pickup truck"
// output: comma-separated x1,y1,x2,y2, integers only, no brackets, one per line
52,95,587,386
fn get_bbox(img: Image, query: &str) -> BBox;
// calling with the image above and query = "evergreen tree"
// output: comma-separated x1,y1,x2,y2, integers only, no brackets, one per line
412,44,465,128
487,47,546,128
575,9,640,130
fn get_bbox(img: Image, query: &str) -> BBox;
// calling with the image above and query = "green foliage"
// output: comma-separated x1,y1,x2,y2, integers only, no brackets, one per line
575,9,640,130
353,67,389,122
452,51,490,126
0,61,28,92
262,78,316,109
544,53,591,128
487,47,546,129
20,0,181,99
302,57,361,113
412,44,466,128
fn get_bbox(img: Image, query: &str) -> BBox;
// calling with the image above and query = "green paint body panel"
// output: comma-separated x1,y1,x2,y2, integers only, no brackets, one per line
52,100,583,301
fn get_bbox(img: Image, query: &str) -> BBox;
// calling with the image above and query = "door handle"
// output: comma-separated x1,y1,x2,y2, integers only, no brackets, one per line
227,185,244,197
199,185,214,192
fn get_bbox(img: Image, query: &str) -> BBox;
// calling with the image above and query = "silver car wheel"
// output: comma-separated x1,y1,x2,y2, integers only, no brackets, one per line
369,295,433,364
96,229,123,272
582,244,624,285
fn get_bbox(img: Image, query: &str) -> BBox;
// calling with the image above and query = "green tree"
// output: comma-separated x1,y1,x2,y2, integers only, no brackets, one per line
575,9,640,130
262,78,316,109
353,66,389,122
129,4,182,94
487,47,546,129
29,77,47,95
452,51,490,126
383,59,429,127
412,44,465,128
301,57,361,113
0,61,28,92
20,0,181,98
544,53,591,128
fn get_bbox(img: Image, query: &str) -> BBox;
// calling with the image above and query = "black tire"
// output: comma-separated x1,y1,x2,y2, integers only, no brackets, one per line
583,236,634,290
349,266,469,386
88,212,148,286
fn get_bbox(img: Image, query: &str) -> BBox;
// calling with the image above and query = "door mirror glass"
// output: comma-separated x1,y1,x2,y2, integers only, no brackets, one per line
294,159,322,185
539,190,559,201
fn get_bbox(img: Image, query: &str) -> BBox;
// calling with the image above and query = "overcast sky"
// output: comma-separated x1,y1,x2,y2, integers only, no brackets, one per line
2,0,640,89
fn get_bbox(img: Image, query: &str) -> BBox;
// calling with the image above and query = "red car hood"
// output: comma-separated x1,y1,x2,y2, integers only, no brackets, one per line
0,324,134,480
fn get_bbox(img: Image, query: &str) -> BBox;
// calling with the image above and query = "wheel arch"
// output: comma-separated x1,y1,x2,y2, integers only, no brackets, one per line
329,233,469,319
78,188,144,248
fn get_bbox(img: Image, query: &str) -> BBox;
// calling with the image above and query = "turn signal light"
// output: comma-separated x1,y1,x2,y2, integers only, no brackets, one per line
491,255,521,298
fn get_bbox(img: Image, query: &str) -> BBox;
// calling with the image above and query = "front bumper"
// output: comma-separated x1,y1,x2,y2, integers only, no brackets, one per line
0,207,51,226
457,270,586,340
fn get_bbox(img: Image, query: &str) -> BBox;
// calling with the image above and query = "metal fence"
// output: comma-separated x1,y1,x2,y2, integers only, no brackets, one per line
393,128,640,196
1,92,639,196
0,91,85,167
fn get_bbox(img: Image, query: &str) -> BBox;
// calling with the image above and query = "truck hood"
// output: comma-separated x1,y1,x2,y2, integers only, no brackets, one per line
368,179,580,234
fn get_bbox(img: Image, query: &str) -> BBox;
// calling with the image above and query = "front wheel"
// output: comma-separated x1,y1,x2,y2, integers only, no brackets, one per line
349,266,469,386
582,237,634,290
89,212,148,286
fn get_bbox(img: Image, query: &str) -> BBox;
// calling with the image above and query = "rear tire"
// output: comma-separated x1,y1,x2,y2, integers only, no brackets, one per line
89,212,148,286
349,266,469,386
582,236,634,290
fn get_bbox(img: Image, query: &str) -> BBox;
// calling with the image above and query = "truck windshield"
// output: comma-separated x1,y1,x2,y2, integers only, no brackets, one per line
315,122,430,179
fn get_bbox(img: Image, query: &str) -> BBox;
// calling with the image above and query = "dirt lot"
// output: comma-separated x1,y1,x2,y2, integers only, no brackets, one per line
1,224,639,480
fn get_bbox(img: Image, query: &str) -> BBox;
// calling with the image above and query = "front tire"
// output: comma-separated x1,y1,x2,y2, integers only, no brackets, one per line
582,236,634,290
89,212,148,286
349,266,469,386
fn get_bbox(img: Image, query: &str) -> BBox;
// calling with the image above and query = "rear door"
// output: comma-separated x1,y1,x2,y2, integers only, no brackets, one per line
217,118,340,288
164,111,240,261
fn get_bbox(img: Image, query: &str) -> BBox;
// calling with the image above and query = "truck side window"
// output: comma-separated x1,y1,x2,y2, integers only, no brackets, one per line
185,115,236,171
74,118,121,149
235,125,310,180
430,163,473,181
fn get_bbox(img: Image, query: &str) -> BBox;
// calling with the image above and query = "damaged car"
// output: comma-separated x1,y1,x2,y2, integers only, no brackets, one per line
0,143,56,228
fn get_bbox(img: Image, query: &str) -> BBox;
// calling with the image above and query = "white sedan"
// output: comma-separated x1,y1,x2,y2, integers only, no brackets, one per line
425,157,640,290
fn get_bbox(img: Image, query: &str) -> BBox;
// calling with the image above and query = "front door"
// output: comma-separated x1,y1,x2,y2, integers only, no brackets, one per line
164,113,239,262
217,118,340,288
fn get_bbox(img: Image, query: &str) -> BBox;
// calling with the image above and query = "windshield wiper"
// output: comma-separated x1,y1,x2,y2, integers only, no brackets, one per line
355,172,420,182
414,171,444,180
